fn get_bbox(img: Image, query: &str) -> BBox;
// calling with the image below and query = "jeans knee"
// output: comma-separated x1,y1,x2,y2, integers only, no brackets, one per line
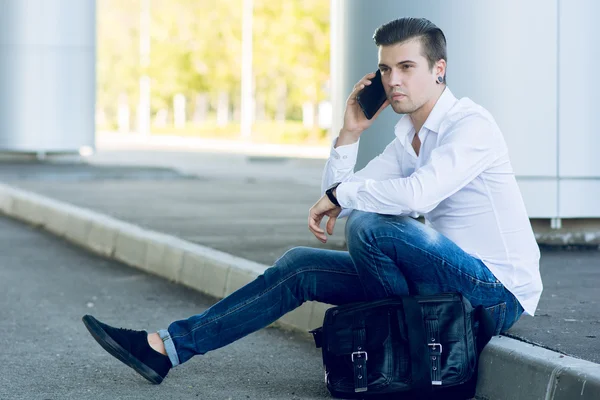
346,211,434,250
345,210,390,249
267,247,316,284
266,247,319,302
346,210,374,239
275,246,316,269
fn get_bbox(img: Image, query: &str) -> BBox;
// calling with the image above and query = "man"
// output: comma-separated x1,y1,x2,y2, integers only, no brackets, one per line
83,17,542,385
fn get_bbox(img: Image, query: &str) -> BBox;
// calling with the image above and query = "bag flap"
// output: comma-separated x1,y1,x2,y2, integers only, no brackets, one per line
418,301,466,342
325,307,401,355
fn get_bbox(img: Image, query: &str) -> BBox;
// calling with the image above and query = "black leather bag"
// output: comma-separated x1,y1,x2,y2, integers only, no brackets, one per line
310,293,495,399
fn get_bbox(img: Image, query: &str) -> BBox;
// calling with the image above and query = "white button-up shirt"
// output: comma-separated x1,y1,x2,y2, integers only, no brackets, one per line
322,87,542,316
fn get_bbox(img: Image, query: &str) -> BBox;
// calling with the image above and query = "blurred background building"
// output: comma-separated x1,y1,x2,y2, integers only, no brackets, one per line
0,0,96,157
0,0,599,235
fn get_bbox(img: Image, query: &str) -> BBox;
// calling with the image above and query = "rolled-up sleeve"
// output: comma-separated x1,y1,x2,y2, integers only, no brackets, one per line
321,138,360,191
321,136,407,218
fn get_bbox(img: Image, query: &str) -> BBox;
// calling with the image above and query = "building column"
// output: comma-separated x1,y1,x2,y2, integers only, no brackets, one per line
0,0,96,154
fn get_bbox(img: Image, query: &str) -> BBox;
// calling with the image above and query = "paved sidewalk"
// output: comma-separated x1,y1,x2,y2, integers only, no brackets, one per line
0,156,598,364
0,158,345,265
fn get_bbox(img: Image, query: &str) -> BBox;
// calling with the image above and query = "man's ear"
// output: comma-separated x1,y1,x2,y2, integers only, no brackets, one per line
436,59,447,80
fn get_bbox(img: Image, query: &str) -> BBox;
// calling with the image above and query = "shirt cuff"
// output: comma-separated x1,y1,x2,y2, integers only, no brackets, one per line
329,137,359,169
336,181,364,210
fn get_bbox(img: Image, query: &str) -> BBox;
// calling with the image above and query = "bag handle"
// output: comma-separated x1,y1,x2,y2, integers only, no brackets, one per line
402,296,433,397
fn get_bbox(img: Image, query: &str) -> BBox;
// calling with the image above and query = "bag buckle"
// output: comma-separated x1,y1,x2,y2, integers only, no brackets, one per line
351,351,368,362
428,343,443,386
428,343,443,354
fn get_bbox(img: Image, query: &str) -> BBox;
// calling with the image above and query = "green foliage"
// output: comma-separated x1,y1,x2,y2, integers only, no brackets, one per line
150,120,329,146
253,0,330,117
97,0,331,134
97,0,142,116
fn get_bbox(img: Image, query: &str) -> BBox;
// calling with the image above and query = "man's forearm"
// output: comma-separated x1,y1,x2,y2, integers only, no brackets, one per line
334,129,362,148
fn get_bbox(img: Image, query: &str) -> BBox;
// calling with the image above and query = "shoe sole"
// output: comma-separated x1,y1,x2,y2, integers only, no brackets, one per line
82,315,164,384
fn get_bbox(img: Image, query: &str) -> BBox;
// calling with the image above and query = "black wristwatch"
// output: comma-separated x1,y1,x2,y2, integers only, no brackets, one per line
326,182,342,207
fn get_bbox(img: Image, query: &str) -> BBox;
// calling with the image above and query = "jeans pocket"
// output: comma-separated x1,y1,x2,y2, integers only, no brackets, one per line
485,302,507,336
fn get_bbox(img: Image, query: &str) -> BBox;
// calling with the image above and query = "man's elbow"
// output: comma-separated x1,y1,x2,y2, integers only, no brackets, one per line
407,197,439,214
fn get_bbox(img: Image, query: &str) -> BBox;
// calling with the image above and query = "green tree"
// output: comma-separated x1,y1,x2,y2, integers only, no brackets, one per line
97,0,141,125
148,0,243,111
97,0,331,132
253,0,330,120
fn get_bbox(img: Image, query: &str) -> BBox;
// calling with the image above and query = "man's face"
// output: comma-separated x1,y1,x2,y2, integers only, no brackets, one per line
378,39,442,115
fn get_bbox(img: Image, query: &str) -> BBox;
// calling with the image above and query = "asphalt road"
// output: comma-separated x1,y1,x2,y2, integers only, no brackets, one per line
0,216,330,400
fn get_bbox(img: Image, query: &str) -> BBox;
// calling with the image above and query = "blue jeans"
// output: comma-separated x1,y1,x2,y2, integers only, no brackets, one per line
159,211,523,367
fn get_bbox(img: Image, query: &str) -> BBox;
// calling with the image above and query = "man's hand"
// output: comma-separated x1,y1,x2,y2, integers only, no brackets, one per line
337,72,390,147
308,194,342,243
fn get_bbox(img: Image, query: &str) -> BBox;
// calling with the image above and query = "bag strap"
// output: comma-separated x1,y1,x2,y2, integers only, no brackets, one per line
425,317,442,385
402,296,433,397
351,326,368,392
473,305,495,353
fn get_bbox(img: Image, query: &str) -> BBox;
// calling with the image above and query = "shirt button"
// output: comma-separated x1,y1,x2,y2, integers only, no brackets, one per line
334,154,340,159
342,155,347,159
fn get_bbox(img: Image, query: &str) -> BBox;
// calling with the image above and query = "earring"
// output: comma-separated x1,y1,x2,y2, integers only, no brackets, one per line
436,76,443,84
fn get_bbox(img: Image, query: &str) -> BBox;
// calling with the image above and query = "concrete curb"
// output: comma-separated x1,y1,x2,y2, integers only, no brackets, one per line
0,182,598,399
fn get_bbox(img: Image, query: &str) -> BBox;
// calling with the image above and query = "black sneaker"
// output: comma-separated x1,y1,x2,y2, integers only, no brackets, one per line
82,315,172,384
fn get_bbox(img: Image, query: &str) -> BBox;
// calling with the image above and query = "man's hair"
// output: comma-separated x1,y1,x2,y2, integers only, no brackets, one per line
373,17,447,79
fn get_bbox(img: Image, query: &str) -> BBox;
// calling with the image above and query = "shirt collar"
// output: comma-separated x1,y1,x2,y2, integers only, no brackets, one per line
393,86,458,140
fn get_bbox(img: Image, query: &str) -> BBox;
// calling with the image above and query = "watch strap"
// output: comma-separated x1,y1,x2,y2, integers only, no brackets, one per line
326,182,341,207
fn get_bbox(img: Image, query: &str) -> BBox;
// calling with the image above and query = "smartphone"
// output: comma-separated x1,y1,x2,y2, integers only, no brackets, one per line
356,69,387,120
